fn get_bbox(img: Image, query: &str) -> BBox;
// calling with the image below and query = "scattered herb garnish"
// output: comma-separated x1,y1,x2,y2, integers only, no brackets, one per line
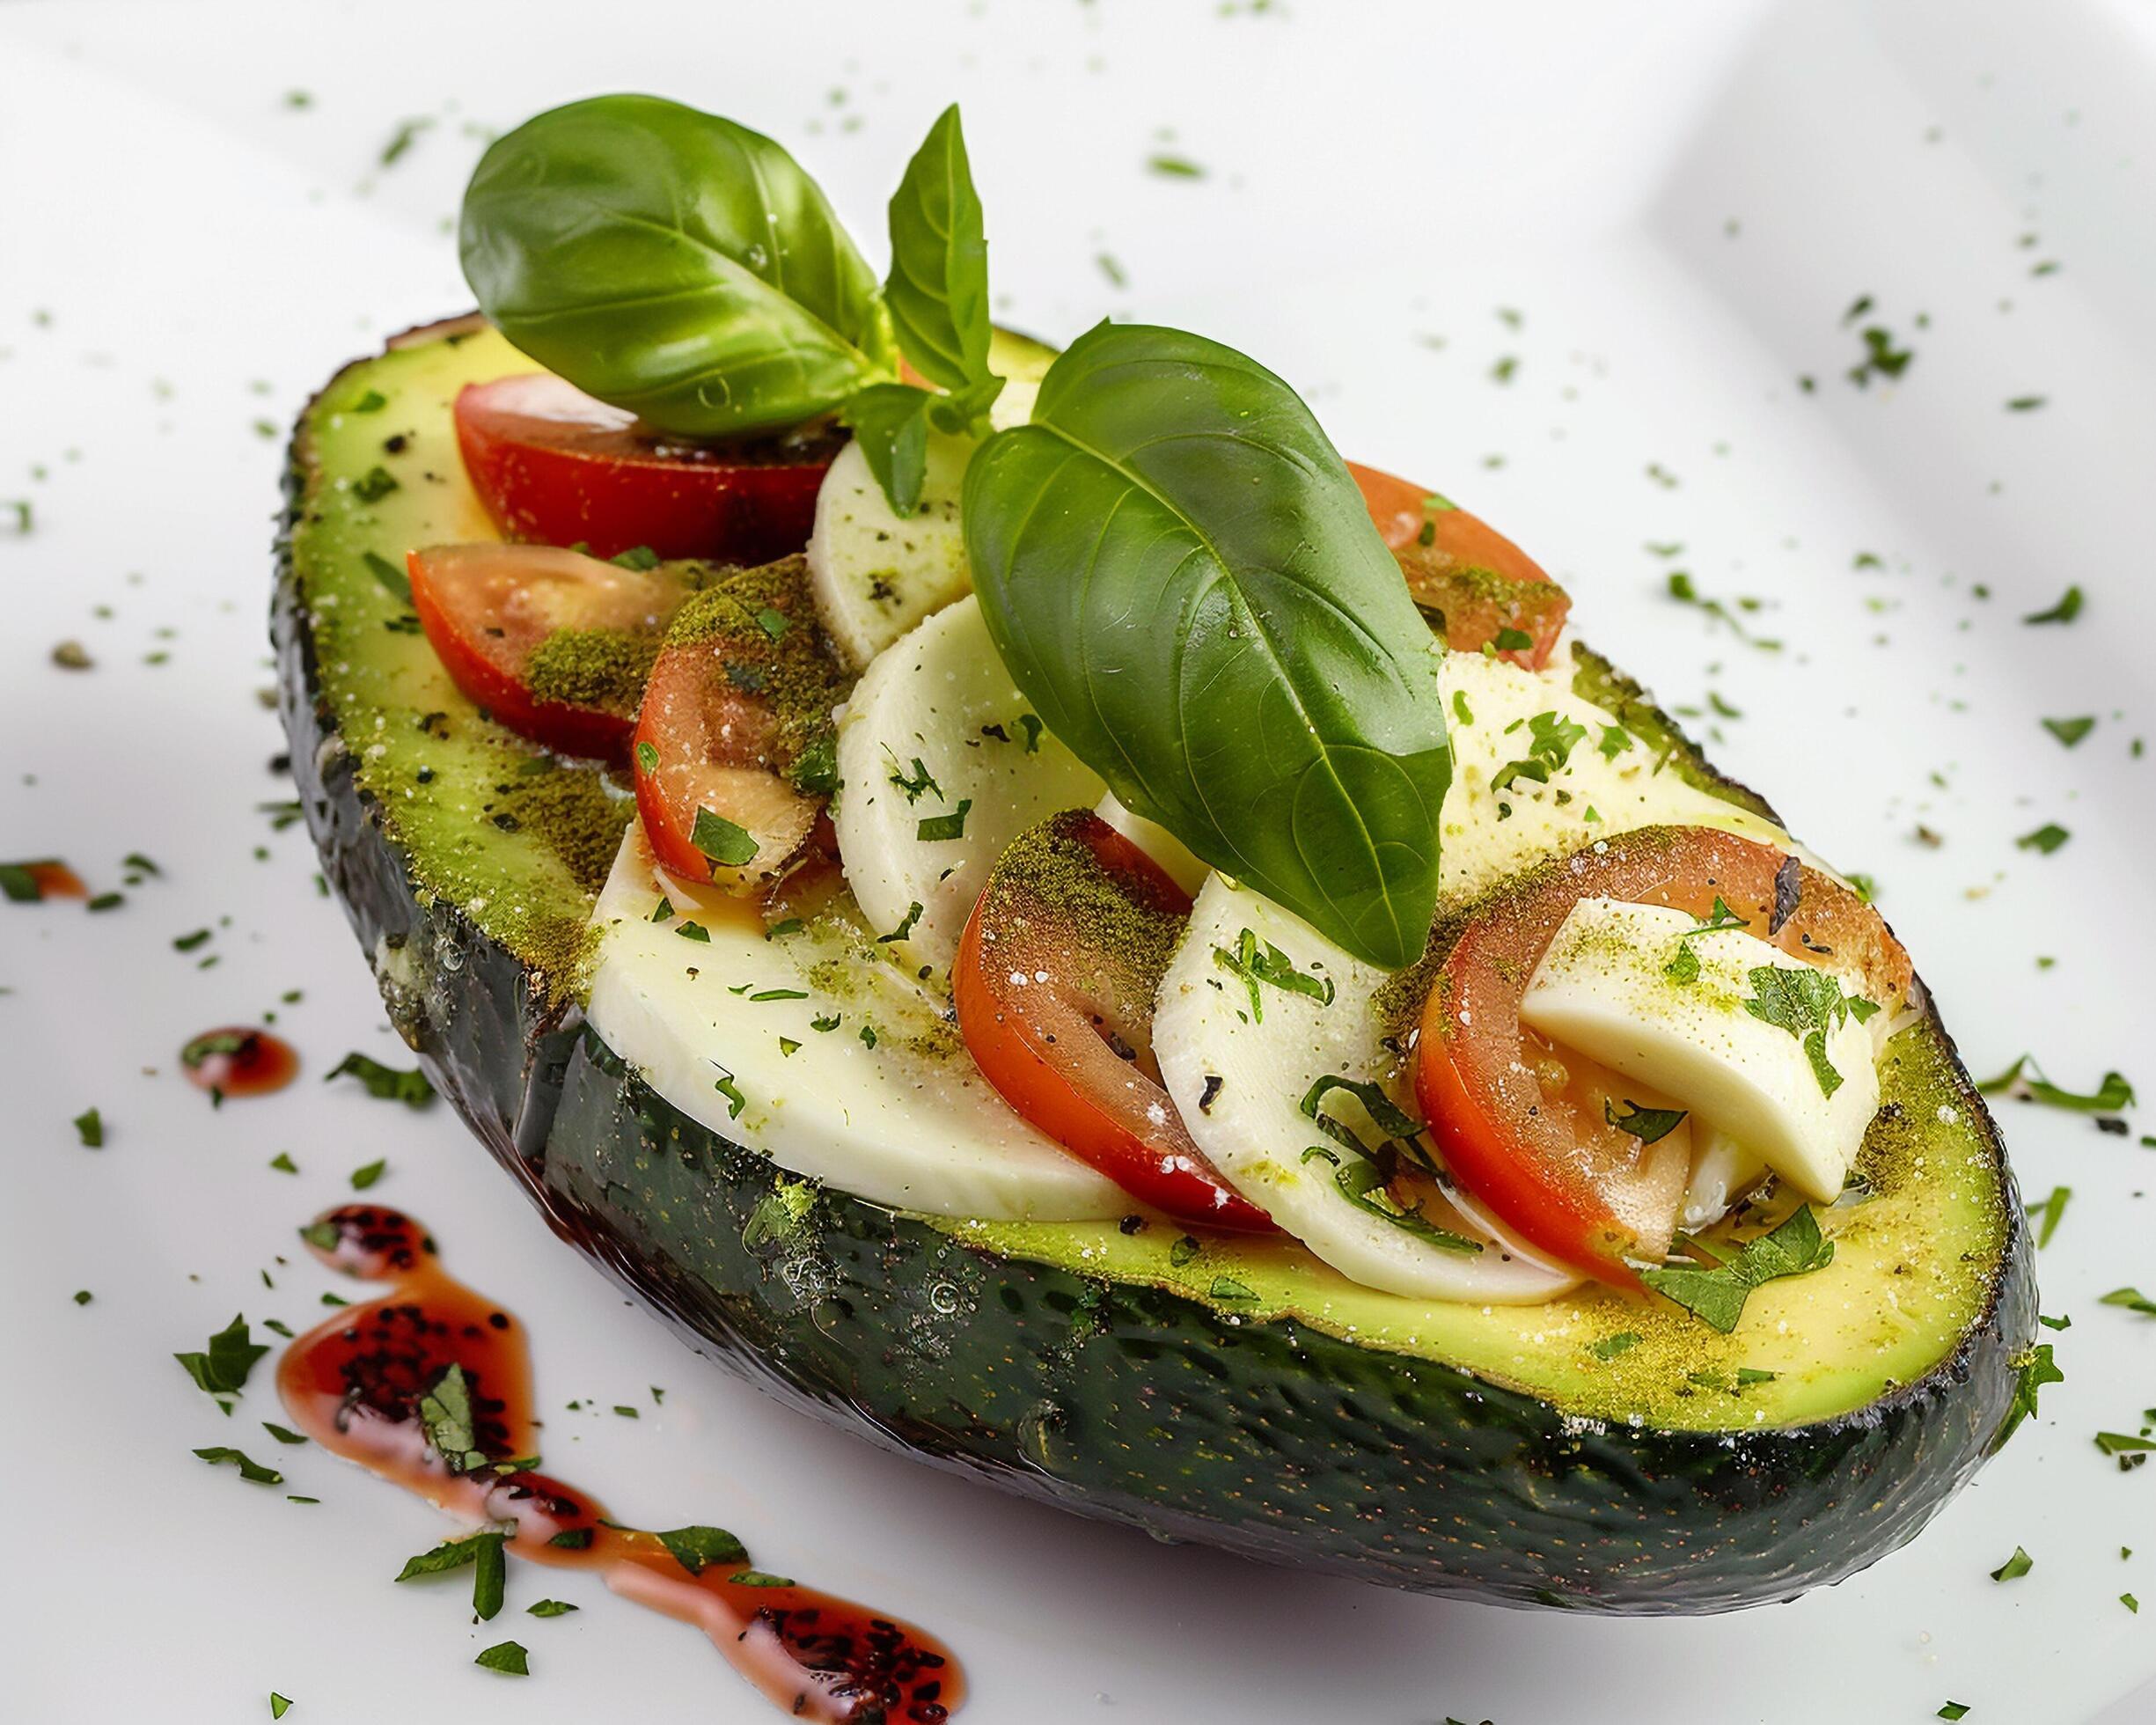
2016,823,2071,855
656,1524,749,1576
2023,584,2083,625
348,1158,387,1192
1604,1099,1688,1145
1213,929,1335,1022
72,1106,104,1148
415,1363,490,1474
1992,1343,2063,1450
1741,965,1879,1097
1978,1057,2134,1112
916,799,973,842
175,1314,270,1398
473,1641,529,1677
1639,1206,1836,1333
2042,716,2095,748
326,1051,435,1107
193,1446,283,1485
1989,1545,2034,1582
2100,1288,2156,1318
691,807,760,869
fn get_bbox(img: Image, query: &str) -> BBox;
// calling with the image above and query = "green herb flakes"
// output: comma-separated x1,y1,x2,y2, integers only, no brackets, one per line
1639,1206,1836,1333
473,1641,529,1677
193,1446,283,1485
325,1051,435,1107
175,1314,270,1397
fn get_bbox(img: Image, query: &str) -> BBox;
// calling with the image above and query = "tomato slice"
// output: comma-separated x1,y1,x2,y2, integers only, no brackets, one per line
1349,461,1570,669
630,558,847,892
955,811,1271,1230
407,543,690,760
1413,826,1910,1284
454,372,840,565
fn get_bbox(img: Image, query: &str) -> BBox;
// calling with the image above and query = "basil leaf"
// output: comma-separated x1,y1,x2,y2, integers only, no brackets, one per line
964,322,1451,968
840,383,935,518
884,104,993,393
460,96,893,438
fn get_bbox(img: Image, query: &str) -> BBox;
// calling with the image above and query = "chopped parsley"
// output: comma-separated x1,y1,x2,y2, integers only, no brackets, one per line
1605,1099,1688,1145
1590,1332,1641,1361
675,920,710,942
1213,929,1335,1022
72,1107,104,1148
1741,966,1880,1097
1978,1057,2134,1112
175,1313,270,1397
2042,716,2095,748
917,798,973,842
1989,1545,2033,1582
885,753,942,803
325,1052,435,1107
712,1068,747,1119
876,901,925,945
527,1599,578,1618
473,1641,529,1677
350,466,399,504
193,1446,283,1486
1489,710,1588,793
2031,1185,2071,1248
691,808,760,868
348,1158,387,1191
1639,1205,1835,1333
415,1363,489,1474
656,1524,749,1575
1992,1343,2063,1450
2016,823,2071,855
2099,1288,2156,1318
2023,584,2083,624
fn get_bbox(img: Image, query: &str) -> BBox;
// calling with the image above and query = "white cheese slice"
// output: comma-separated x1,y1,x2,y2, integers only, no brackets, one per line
832,593,1103,980
583,825,1128,1221
1435,648,1797,905
805,378,1039,670
1681,1126,1770,1231
1518,897,1882,1204
1154,875,1581,1303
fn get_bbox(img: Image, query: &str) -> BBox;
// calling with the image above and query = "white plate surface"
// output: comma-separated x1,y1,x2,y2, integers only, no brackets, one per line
3,2,2153,1720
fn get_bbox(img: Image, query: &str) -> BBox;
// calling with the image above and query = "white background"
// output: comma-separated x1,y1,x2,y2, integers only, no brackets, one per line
3,1,2153,1719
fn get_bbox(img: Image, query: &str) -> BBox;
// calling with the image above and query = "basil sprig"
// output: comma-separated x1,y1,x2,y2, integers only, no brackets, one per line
460,95,893,438
964,322,1452,968
843,104,1004,515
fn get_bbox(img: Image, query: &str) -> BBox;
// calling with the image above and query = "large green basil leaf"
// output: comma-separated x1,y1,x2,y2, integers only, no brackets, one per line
459,95,893,439
884,104,993,393
963,322,1451,968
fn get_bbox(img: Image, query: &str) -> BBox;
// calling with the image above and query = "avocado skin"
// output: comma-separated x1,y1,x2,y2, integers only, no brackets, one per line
274,320,2036,1612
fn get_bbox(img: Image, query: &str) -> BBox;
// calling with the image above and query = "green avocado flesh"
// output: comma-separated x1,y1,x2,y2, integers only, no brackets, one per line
278,317,2035,1608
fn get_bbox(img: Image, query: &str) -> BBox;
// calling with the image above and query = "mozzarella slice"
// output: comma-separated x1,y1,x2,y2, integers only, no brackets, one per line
1681,1125,1769,1231
1154,875,1581,1303
1436,650,1797,906
584,825,1128,1220
806,378,1039,670
832,593,1103,980
1519,897,1883,1203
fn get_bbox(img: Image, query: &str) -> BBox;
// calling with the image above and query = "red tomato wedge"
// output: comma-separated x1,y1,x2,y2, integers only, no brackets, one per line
955,811,1272,1230
630,559,847,892
1414,826,1910,1285
407,544,689,760
454,373,839,566
1349,461,1570,669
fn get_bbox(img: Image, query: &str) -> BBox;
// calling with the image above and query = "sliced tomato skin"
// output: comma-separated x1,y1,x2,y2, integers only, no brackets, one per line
1413,826,1909,1286
627,563,840,893
407,544,682,761
455,373,834,565
955,812,1272,1231
1349,460,1569,669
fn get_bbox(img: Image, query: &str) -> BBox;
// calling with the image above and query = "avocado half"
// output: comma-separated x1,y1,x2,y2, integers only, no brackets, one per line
274,316,2037,1614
